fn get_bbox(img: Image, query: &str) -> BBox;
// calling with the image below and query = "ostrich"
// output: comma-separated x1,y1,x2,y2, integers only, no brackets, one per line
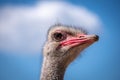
40,24,99,80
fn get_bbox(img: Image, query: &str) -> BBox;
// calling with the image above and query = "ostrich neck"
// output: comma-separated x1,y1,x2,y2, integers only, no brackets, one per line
40,56,67,80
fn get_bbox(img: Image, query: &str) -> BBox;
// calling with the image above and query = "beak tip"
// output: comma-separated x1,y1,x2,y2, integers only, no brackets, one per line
94,35,99,41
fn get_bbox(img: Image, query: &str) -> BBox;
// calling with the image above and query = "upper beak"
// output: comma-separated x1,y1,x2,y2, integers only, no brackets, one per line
60,34,99,47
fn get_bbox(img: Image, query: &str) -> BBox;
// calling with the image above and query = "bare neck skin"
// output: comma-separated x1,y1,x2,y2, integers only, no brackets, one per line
40,56,67,80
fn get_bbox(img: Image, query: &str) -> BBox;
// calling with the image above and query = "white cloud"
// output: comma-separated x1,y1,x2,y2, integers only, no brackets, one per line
0,1,102,53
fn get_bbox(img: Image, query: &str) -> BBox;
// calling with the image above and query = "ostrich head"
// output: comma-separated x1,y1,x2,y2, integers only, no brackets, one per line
43,24,99,67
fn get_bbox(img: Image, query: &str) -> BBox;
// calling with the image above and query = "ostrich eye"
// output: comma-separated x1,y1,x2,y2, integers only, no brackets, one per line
53,32,66,41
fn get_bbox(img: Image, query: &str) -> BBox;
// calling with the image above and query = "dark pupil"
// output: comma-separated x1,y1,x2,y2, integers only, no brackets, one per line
54,33,63,40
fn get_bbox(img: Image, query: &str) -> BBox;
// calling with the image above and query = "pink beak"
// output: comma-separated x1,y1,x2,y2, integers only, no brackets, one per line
60,34,99,47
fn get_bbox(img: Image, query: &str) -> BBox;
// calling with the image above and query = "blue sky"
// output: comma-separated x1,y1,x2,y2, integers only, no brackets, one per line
0,0,120,80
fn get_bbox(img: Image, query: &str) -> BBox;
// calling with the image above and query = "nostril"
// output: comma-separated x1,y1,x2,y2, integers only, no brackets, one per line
79,35,84,38
94,35,99,41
